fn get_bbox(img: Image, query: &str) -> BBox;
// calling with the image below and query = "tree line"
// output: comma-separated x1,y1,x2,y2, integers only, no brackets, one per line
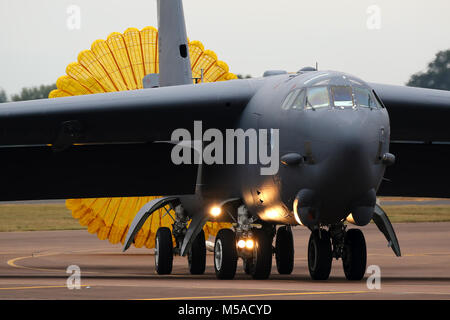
0,84,56,103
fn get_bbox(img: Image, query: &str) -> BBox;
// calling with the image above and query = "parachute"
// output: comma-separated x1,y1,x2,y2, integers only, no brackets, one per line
50,27,236,248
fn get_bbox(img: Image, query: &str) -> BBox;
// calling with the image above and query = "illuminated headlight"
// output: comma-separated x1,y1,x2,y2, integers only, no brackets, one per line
245,239,254,249
210,206,221,217
237,239,246,248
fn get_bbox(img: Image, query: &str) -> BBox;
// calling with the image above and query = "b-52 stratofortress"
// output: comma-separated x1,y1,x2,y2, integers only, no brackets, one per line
1,0,449,280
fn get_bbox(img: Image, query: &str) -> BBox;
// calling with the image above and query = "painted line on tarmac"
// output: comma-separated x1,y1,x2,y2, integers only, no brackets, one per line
7,252,98,274
6,253,185,277
8,253,66,273
143,290,369,300
0,285,90,290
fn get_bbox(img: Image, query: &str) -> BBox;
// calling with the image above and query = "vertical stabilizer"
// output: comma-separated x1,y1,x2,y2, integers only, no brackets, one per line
157,0,192,87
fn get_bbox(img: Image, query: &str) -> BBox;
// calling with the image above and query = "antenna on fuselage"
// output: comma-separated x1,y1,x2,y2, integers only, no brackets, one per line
316,62,319,71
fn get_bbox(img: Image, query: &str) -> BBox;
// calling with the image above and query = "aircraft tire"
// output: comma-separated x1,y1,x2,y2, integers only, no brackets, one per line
155,227,173,275
214,229,237,279
342,229,367,280
275,226,294,274
188,229,206,275
250,229,273,280
308,229,332,280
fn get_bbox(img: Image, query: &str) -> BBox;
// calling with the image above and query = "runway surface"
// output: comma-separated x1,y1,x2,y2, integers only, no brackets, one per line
0,223,449,300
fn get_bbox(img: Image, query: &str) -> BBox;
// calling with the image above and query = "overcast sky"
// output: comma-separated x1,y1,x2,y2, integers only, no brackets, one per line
1,0,449,95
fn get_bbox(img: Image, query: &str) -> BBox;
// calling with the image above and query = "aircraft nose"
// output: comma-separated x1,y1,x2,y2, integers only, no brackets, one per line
309,109,382,199
297,109,385,225
329,113,377,177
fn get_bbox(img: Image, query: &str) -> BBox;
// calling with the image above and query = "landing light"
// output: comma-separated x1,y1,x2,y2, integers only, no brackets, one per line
245,239,254,249
237,239,254,250
210,206,222,217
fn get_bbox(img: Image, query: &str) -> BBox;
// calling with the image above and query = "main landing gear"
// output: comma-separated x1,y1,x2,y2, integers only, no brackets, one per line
153,204,366,281
154,205,207,276
188,229,206,275
214,206,295,280
214,229,238,279
155,227,173,275
275,226,295,275
307,224,367,280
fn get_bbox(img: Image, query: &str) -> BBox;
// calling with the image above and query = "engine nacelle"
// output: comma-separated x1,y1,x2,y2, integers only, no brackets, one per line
346,189,377,226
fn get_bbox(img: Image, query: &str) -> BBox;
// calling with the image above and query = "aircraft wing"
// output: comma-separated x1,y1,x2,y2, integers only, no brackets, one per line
0,80,256,201
371,83,450,198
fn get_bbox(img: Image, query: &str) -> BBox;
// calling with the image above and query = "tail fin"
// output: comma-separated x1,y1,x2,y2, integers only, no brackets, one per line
157,0,193,87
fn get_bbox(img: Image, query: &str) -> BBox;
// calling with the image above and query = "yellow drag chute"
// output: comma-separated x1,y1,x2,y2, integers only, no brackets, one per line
50,26,236,248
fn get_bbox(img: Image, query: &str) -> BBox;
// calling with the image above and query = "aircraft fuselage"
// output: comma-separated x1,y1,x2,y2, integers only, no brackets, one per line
181,71,390,229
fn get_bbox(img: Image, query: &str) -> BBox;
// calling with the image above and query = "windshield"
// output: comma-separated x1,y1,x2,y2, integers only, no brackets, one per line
283,85,381,111
306,86,330,109
332,86,354,108
354,87,377,108
281,89,299,110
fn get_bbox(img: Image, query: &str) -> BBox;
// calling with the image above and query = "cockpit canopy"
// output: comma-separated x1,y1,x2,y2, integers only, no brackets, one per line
281,85,383,111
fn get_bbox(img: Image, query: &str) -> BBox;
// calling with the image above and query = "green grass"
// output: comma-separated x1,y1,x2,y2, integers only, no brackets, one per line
0,203,449,232
382,205,450,223
0,204,86,232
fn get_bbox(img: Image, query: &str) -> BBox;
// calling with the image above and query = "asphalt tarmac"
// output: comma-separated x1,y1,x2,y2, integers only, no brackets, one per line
0,222,449,300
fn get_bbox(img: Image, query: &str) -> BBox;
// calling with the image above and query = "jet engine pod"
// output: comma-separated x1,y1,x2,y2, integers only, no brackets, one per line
293,189,320,228
346,189,376,226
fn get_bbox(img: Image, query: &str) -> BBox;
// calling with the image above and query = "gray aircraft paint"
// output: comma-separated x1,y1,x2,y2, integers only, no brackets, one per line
157,0,192,87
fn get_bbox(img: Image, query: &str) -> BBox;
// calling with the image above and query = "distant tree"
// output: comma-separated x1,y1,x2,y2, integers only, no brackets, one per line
237,74,252,79
0,88,7,103
11,84,57,102
406,50,450,91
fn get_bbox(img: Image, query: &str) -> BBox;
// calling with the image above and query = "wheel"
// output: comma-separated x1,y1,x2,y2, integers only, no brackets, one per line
155,227,173,275
342,229,367,280
275,226,294,274
250,229,273,280
308,229,332,280
214,229,238,279
188,229,206,275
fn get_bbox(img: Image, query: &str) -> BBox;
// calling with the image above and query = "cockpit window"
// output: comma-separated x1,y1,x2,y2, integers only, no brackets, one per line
281,90,298,110
292,89,305,110
281,89,305,110
282,85,382,111
354,87,377,108
332,86,354,108
305,86,330,109
372,90,385,108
